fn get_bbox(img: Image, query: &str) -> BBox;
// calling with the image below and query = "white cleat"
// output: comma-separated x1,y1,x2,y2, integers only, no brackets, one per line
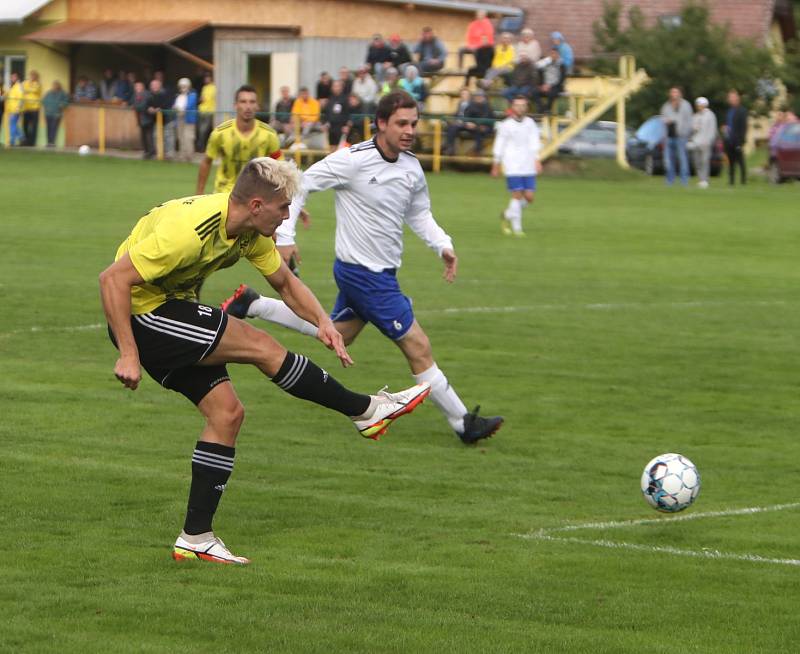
172,531,250,565
353,382,431,439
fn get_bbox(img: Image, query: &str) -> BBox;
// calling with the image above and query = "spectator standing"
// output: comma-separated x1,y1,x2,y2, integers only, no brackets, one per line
323,79,352,149
146,78,173,157
352,66,378,113
445,88,493,156
723,89,748,186
22,70,42,146
387,34,412,74
42,80,69,147
379,67,402,98
74,76,98,102
533,48,567,114
197,72,216,150
458,10,495,69
503,53,538,103
271,85,295,145
516,28,541,63
689,96,717,189
99,68,116,101
414,27,447,74
660,86,693,186
551,32,574,73
291,86,322,139
132,80,155,159
399,65,426,105
174,77,198,162
366,34,392,81
316,72,333,106
481,32,516,87
338,67,353,96
6,72,24,146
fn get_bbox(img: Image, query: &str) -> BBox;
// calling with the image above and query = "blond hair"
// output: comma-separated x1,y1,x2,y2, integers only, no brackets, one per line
231,157,302,203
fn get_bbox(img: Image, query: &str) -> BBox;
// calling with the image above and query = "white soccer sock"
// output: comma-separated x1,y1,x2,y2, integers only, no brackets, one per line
509,211,523,233
504,197,521,220
247,296,319,337
413,363,468,433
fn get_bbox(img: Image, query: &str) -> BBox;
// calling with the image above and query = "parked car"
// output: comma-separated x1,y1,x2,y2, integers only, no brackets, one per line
768,122,800,183
626,116,723,176
558,121,633,159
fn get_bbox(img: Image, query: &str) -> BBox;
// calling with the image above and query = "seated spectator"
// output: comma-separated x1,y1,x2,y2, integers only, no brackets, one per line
173,77,198,162
323,79,352,149
352,65,378,113
533,48,567,114
42,80,70,147
379,67,402,97
271,85,295,145
551,32,574,73
74,76,98,102
338,66,353,96
366,34,392,81
458,10,495,70
481,32,516,87
99,68,116,101
388,34,412,73
111,70,132,104
291,86,322,138
399,65,426,105
465,35,494,87
516,28,541,64
347,93,366,142
502,52,537,103
413,26,447,74
445,88,493,155
316,71,333,106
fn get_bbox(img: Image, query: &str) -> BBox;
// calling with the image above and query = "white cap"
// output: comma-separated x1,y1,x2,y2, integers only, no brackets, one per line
695,96,709,106
178,77,192,89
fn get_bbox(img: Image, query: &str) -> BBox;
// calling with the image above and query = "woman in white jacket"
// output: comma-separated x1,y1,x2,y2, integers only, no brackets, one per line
690,96,718,189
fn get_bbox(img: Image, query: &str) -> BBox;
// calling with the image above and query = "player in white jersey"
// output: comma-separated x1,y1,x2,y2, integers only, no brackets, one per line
221,92,503,444
491,96,542,237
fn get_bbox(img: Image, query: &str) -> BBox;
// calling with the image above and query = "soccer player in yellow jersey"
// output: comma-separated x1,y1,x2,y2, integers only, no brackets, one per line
196,85,283,194
99,158,430,565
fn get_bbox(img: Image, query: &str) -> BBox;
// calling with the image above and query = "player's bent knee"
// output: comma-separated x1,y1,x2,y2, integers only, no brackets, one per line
210,399,245,436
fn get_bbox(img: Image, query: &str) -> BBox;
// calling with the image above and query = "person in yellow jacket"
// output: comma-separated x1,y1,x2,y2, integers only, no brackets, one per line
6,71,24,146
197,72,216,150
22,70,42,146
480,32,516,88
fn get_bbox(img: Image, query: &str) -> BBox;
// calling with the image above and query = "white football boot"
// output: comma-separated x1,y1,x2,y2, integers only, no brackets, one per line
353,382,431,439
172,531,250,565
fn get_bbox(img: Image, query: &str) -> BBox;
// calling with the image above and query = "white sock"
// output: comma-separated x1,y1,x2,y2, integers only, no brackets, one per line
504,197,521,220
413,363,468,433
247,296,319,337
509,211,523,233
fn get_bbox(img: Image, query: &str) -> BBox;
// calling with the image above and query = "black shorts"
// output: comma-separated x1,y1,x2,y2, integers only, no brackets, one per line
108,300,230,405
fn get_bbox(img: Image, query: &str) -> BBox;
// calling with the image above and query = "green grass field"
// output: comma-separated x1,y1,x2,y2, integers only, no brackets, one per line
1,150,799,653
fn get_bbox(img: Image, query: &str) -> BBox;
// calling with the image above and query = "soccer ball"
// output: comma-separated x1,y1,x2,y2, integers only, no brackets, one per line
78,144,91,156
640,453,700,512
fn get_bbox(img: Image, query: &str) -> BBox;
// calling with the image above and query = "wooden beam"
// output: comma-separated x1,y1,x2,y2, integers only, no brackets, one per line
164,43,214,71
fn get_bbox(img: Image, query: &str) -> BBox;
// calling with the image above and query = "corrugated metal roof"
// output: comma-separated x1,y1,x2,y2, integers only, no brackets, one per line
0,0,53,24
23,20,208,44
371,0,522,16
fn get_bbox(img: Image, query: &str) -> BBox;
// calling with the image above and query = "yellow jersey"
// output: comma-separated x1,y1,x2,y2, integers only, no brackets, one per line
205,119,283,193
116,193,282,314
6,82,24,114
22,79,42,111
491,44,516,69
199,82,216,113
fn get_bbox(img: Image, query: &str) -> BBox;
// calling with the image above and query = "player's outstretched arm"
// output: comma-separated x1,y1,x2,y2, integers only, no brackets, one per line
99,254,146,390
265,262,353,367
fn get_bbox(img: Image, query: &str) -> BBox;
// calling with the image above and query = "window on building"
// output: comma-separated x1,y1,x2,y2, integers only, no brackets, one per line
1,54,27,88
659,15,682,29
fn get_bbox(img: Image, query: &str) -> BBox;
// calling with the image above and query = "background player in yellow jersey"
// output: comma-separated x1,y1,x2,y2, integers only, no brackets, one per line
196,84,283,194
99,158,430,565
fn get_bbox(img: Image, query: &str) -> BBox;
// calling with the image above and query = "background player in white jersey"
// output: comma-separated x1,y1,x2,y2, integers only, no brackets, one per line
221,91,503,444
491,96,542,237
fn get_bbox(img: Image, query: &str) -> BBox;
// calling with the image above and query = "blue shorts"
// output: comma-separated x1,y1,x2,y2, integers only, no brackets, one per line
506,175,537,192
330,259,414,340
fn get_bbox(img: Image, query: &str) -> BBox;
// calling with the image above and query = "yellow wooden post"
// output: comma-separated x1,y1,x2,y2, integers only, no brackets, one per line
363,115,371,140
293,119,302,167
616,93,629,169
432,118,441,173
156,110,164,161
98,107,106,154
2,112,8,148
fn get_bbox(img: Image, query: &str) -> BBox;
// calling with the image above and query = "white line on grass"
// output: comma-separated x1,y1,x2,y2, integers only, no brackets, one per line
4,299,789,338
535,534,800,567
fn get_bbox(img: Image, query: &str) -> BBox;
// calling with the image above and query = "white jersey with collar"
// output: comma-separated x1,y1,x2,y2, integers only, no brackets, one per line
277,139,453,273
492,115,541,177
